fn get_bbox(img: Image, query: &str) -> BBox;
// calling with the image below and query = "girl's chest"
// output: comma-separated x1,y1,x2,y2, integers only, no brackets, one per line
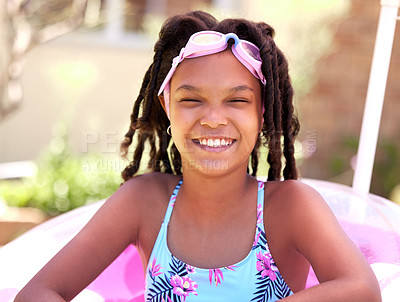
166,217,256,269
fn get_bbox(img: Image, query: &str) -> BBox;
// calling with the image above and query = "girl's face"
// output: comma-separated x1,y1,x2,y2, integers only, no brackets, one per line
166,49,263,176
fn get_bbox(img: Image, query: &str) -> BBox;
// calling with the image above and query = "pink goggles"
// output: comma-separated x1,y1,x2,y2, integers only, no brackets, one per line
158,31,266,118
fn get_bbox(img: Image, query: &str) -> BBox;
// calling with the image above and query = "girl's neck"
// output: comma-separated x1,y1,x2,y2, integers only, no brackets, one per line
176,167,257,226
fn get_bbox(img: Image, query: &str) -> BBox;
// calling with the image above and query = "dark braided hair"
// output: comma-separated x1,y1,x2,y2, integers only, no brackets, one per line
120,11,300,182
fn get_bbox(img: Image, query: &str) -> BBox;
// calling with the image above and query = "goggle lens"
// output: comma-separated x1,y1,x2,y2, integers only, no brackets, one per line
242,42,262,61
192,33,221,44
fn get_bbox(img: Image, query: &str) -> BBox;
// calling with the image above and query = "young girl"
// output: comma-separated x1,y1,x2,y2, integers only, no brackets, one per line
15,11,381,302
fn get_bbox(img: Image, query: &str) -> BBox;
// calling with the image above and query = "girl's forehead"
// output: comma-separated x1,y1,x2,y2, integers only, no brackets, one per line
170,50,260,91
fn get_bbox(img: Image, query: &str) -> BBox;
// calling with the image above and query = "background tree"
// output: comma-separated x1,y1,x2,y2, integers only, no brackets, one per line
0,0,91,120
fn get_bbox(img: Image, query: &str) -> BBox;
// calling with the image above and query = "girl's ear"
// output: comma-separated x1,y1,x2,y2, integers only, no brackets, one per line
158,95,167,113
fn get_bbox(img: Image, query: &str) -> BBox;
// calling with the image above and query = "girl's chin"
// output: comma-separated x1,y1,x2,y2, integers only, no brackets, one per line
181,159,231,172
180,158,250,177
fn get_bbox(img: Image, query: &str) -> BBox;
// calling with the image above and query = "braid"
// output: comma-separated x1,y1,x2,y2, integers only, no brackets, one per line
257,30,283,181
260,43,278,179
171,143,182,174
120,47,166,181
250,138,261,177
256,22,299,180
121,130,148,181
120,65,152,159
147,132,157,171
269,42,283,180
159,129,173,174
277,48,299,180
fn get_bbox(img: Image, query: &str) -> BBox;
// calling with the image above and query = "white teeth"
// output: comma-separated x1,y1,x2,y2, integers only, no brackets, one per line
197,138,233,147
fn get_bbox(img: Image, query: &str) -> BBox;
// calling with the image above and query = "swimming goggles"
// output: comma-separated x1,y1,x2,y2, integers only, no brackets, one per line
158,30,266,118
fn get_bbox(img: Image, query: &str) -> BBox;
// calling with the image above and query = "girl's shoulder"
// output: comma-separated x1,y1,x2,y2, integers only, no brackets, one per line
264,179,324,212
122,171,181,209
122,172,182,197
263,179,345,259
263,179,333,243
103,172,182,235
120,172,182,212
107,172,181,251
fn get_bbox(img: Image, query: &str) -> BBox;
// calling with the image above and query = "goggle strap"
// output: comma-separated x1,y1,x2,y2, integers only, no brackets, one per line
231,46,266,85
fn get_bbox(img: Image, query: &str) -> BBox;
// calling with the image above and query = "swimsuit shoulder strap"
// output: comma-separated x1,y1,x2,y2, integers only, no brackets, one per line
256,181,265,230
163,180,183,223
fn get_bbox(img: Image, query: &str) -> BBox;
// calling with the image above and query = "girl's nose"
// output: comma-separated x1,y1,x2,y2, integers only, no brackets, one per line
199,107,228,128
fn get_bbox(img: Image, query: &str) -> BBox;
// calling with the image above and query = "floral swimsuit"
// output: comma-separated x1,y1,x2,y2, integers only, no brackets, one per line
145,180,293,301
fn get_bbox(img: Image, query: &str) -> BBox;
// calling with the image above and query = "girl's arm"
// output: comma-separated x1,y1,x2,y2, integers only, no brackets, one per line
280,180,381,302
14,176,148,302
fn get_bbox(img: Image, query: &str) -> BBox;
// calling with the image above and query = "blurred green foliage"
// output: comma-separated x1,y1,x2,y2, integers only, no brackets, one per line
372,139,400,200
328,135,400,201
0,122,121,216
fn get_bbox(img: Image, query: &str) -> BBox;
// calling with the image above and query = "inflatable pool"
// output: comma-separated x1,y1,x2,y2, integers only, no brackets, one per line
0,179,400,301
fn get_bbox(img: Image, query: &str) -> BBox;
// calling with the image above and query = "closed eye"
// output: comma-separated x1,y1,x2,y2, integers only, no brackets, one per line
229,99,249,103
180,99,202,103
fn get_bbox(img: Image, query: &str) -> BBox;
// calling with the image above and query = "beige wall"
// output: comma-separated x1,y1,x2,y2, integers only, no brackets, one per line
0,33,155,163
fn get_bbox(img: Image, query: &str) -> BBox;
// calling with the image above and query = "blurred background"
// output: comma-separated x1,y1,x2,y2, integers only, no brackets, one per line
0,0,399,244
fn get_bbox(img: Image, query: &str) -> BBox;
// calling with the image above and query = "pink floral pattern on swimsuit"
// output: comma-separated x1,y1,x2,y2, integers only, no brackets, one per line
149,258,163,281
256,252,278,281
170,275,198,300
208,266,236,286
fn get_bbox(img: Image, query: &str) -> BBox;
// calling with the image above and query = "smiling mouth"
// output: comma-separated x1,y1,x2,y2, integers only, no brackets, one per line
192,138,236,148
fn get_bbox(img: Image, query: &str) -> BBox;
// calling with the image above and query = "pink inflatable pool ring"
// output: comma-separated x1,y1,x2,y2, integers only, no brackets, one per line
1,179,400,301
